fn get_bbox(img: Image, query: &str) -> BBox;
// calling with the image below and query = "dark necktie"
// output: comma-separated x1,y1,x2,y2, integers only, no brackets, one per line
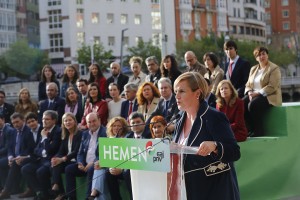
128,101,133,118
48,101,53,109
15,131,21,156
164,100,169,118
229,62,234,77
82,96,86,109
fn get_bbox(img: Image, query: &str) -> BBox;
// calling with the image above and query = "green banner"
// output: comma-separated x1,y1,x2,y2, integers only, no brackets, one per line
99,138,170,172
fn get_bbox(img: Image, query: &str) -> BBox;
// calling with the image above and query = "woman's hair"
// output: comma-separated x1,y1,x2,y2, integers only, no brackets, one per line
203,52,219,68
40,65,57,82
18,88,31,104
149,115,167,138
106,117,129,138
87,82,102,103
62,65,79,84
253,46,269,58
160,54,181,79
61,112,78,140
215,80,238,108
65,87,79,105
88,63,104,83
174,72,208,101
129,56,143,65
136,82,160,105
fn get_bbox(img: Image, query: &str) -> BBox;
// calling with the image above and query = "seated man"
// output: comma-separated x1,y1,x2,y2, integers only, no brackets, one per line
64,113,107,200
0,114,15,190
21,110,61,199
107,112,147,200
0,112,35,199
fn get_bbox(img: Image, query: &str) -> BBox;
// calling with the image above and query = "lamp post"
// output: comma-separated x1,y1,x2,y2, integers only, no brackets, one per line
120,28,128,70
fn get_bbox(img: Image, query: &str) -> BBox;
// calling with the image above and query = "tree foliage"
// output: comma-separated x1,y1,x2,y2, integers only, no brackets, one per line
3,40,49,78
77,43,113,70
125,40,161,72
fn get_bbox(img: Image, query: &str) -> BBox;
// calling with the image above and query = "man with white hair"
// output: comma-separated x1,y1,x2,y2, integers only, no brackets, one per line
38,82,65,125
184,51,207,76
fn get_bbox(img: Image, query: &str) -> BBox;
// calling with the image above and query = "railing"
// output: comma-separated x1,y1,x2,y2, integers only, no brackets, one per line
281,76,300,86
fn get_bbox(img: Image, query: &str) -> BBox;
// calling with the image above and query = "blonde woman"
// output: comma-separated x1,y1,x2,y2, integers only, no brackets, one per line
15,88,38,116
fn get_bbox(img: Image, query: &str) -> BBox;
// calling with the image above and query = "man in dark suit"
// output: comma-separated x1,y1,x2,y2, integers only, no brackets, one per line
224,40,251,98
0,112,35,199
16,112,43,198
0,113,15,190
21,110,61,200
120,83,139,121
145,56,161,87
76,78,89,110
0,90,14,125
106,62,129,99
38,82,65,125
65,113,107,200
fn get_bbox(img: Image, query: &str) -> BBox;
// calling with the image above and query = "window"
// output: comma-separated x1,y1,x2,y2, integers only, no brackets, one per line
282,10,289,18
265,13,271,20
48,10,62,29
240,26,244,34
151,11,161,29
91,13,99,24
246,27,250,34
77,9,84,28
283,22,290,30
77,32,85,44
232,25,236,34
133,0,140,2
76,0,83,4
107,13,114,24
94,36,100,45
49,33,63,52
134,14,141,25
108,36,115,46
120,14,128,25
123,36,129,47
135,36,142,44
282,0,289,6
48,0,61,6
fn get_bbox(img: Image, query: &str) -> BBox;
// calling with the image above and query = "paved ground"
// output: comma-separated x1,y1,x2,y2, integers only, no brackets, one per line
3,194,34,200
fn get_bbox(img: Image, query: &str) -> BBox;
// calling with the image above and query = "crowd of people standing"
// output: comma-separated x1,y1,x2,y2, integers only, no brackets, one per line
0,40,282,200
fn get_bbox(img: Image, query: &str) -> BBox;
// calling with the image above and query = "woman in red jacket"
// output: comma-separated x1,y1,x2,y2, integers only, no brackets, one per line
216,80,247,142
79,82,108,129
88,63,107,98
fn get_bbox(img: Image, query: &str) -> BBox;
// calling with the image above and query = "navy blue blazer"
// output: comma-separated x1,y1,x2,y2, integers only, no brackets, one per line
106,73,129,98
173,101,240,200
38,96,66,125
8,125,35,157
147,95,178,122
56,131,82,162
38,80,61,101
77,126,107,165
0,124,15,157
224,57,250,98
1,103,15,125
120,100,139,120
33,125,61,161
207,93,216,108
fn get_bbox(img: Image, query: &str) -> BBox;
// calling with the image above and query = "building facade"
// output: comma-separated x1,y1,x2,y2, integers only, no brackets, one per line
0,0,17,55
39,0,176,66
265,0,300,51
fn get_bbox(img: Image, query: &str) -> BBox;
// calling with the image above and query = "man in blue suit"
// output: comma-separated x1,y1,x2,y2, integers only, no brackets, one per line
224,40,251,98
0,113,15,190
0,112,35,199
21,110,61,200
38,82,65,125
120,83,139,121
65,113,107,200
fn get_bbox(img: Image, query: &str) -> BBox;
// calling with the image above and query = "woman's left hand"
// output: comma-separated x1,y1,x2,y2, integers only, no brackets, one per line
249,91,260,101
197,141,217,156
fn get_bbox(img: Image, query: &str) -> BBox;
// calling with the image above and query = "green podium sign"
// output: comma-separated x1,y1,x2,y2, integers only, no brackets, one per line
99,138,170,172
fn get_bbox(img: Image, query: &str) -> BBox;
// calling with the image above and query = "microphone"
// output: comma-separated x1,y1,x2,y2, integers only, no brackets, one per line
163,113,181,141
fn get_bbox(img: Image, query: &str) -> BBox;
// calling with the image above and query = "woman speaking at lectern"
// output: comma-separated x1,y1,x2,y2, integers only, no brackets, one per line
172,72,241,200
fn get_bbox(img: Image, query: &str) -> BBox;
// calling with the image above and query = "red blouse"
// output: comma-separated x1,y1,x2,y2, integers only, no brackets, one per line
96,77,107,98
81,100,108,127
216,98,247,142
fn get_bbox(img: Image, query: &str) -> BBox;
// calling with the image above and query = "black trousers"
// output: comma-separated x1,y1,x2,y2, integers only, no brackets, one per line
243,94,272,136
51,161,75,194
